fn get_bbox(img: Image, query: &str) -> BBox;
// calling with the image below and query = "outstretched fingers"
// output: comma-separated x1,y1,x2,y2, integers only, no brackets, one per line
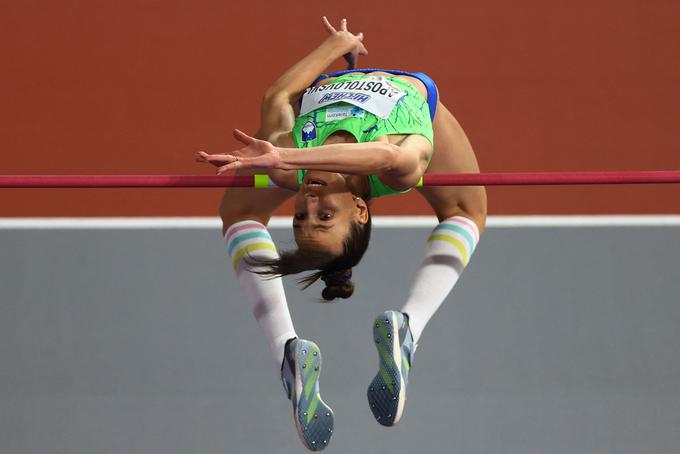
322,16,336,34
323,16,361,40
232,128,255,145
195,151,230,165
195,151,209,163
195,151,236,166
217,161,241,175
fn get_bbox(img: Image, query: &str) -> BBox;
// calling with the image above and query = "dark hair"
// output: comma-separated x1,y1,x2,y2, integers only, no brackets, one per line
253,209,372,301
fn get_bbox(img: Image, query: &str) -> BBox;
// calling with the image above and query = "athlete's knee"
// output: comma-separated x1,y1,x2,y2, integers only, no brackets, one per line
219,191,268,234
437,208,486,234
433,189,487,233
465,188,487,232
464,206,487,235
464,210,487,235
219,192,238,229
221,214,270,236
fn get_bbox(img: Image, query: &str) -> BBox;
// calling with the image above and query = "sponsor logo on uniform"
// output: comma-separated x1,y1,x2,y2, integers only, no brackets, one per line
301,120,316,141
325,106,366,121
318,92,370,104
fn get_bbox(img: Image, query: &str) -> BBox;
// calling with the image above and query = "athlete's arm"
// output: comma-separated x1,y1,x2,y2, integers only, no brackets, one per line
197,130,432,191
278,135,431,190
256,18,366,142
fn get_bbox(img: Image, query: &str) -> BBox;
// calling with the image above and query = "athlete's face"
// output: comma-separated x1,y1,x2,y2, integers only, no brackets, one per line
293,171,369,255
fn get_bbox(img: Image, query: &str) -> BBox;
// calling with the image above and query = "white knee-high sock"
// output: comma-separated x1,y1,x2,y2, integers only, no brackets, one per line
225,220,297,369
400,216,480,344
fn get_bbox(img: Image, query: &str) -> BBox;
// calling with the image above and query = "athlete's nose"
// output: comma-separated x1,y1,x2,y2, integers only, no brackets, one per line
304,185,323,197
304,196,318,211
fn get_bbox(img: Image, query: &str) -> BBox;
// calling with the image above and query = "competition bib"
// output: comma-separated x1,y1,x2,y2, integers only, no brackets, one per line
300,76,407,119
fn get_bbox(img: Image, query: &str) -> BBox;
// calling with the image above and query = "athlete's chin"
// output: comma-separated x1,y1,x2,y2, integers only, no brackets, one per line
299,172,353,196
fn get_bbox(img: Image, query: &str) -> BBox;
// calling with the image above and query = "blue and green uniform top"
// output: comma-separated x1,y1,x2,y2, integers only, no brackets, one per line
293,70,437,199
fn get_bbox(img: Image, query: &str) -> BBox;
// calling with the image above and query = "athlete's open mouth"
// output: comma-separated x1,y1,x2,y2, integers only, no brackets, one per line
306,178,327,187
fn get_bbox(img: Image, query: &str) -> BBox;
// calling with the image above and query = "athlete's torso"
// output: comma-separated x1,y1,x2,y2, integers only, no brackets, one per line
276,71,431,149
274,70,436,198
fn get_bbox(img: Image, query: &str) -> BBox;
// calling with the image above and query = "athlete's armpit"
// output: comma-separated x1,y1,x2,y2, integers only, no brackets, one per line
379,134,433,190
255,93,297,142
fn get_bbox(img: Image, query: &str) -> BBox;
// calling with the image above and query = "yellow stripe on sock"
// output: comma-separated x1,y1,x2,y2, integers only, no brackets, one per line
427,234,469,267
231,242,277,270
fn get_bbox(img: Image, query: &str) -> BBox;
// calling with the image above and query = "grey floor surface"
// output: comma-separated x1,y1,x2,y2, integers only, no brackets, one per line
1,226,679,454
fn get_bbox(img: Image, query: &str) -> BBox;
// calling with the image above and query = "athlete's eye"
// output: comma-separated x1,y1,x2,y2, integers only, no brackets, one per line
294,213,305,220
320,213,333,221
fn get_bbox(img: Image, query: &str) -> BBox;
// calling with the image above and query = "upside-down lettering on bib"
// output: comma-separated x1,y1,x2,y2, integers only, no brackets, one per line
300,76,407,119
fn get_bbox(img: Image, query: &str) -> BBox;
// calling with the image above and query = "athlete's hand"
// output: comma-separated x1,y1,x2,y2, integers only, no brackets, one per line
322,16,367,69
195,130,281,175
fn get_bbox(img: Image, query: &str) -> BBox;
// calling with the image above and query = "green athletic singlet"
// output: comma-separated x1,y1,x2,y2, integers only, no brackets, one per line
293,74,433,199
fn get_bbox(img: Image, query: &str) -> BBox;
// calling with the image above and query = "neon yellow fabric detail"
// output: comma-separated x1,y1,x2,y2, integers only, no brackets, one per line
376,335,394,368
306,395,320,424
254,174,269,188
379,366,394,393
304,368,319,401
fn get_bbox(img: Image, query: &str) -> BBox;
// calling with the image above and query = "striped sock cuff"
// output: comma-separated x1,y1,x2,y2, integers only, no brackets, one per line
225,220,278,271
427,216,480,267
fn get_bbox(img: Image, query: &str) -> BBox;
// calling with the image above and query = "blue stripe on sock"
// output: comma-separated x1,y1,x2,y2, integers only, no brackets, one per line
432,223,476,253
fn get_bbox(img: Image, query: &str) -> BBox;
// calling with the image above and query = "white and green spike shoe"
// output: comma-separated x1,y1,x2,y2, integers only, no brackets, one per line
367,311,415,426
281,338,334,451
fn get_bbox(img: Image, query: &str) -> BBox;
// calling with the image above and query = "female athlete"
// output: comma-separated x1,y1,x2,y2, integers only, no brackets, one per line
197,17,486,451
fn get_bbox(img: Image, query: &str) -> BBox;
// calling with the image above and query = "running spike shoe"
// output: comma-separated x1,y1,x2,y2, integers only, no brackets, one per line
281,338,335,451
367,310,415,426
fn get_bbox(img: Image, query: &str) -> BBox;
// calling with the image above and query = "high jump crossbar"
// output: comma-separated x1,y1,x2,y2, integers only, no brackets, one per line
1,171,680,188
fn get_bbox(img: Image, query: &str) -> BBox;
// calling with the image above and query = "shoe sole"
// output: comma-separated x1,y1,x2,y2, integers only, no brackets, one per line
291,339,334,451
367,311,406,426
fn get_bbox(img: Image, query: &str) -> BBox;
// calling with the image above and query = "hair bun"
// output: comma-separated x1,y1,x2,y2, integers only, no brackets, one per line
321,281,354,301
321,269,354,301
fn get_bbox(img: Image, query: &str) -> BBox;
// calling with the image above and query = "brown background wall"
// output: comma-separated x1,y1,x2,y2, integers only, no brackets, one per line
1,1,678,216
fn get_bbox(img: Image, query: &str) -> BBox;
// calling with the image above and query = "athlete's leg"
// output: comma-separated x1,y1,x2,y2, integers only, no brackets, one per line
400,101,487,344
220,177,297,370
222,179,336,449
368,102,486,427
